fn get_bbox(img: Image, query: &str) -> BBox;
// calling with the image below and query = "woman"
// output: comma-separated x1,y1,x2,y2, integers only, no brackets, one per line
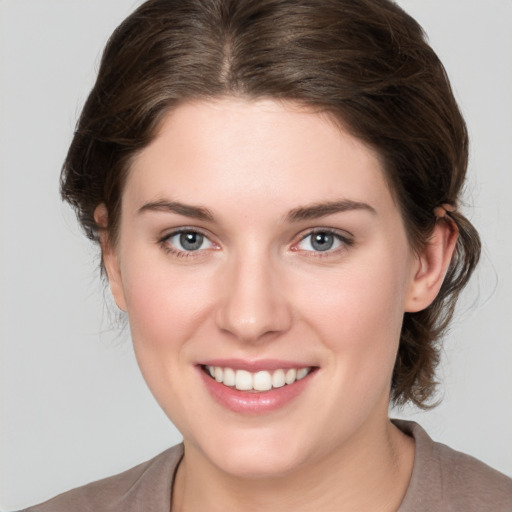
12,0,512,510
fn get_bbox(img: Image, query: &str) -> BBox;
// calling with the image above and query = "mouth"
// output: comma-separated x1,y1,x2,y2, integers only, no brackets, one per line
198,361,318,414
202,365,314,392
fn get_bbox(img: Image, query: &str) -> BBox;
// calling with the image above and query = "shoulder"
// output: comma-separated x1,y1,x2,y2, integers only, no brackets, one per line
395,420,512,512
21,444,183,512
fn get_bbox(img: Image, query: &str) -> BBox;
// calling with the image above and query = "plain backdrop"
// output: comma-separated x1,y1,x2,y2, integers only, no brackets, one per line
1,0,511,509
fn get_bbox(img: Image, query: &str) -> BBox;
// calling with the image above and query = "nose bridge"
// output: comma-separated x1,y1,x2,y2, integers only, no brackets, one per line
216,244,292,342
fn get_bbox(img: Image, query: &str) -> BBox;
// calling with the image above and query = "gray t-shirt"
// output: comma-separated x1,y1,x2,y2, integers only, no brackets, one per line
21,421,512,511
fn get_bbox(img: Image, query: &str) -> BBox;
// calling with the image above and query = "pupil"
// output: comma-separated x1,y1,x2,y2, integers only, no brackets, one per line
180,232,203,251
312,232,333,251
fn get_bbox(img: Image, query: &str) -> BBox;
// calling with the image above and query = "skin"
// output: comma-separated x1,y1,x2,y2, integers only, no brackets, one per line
96,98,457,511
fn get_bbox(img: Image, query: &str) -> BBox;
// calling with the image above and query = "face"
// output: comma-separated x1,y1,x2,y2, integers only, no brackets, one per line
104,98,424,477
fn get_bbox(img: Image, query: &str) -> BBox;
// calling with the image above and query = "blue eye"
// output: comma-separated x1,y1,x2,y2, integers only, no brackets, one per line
164,230,214,252
297,231,346,252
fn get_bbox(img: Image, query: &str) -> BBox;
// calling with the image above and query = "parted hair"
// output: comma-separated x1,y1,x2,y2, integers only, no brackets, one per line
61,0,481,407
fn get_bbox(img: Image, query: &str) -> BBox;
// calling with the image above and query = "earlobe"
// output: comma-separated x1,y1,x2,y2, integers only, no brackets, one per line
404,219,458,313
94,204,127,312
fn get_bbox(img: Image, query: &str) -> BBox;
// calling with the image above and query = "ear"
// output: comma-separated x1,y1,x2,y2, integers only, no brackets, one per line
404,219,458,313
94,204,127,312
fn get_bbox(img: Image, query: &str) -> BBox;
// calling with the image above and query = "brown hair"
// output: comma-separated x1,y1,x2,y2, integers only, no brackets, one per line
61,0,481,408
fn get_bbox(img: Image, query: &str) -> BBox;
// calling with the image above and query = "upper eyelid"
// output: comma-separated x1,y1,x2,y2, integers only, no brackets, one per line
159,228,218,257
295,227,353,242
160,226,213,240
159,227,218,253
158,226,353,249
289,229,354,255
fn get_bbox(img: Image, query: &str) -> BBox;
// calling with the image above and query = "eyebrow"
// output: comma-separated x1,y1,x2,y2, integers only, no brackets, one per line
138,200,214,221
137,198,376,223
285,199,376,222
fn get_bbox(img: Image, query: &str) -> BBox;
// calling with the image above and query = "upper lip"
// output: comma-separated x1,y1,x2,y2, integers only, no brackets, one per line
198,358,316,372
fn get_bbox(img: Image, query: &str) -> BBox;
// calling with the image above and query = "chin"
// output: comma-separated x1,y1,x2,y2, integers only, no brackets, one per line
215,450,304,480
194,427,307,479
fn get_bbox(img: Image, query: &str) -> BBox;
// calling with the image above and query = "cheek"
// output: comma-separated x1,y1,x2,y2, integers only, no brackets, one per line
295,248,410,373
118,244,219,362
125,271,212,344
119,258,220,423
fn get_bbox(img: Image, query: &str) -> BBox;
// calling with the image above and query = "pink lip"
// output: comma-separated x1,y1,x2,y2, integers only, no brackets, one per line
199,358,311,372
197,364,317,414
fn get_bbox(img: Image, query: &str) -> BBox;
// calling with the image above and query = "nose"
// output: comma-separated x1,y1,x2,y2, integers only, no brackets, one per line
215,251,293,343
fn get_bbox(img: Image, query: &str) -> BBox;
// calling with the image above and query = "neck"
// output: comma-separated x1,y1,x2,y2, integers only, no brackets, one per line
172,417,414,512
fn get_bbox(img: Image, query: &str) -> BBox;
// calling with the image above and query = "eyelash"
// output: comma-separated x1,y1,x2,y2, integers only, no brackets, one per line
292,229,354,256
158,228,354,258
158,228,217,258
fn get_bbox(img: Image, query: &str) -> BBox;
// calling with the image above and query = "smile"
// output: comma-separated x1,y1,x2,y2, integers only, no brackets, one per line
204,365,312,392
199,361,318,414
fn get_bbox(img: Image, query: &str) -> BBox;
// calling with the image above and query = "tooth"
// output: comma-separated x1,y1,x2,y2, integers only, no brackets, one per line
253,371,272,391
223,367,236,387
235,370,253,390
272,369,286,388
296,368,309,380
214,367,223,382
285,368,297,385
208,365,311,390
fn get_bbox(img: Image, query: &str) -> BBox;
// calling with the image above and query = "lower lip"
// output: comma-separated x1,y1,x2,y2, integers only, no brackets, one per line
198,367,315,414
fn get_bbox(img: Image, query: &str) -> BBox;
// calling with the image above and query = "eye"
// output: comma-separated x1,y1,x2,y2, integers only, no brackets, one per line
295,230,349,253
162,230,215,253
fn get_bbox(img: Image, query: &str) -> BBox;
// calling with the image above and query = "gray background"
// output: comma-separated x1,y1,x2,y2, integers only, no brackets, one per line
1,0,511,509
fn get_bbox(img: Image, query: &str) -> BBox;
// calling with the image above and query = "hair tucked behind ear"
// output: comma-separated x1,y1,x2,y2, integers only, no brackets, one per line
61,0,481,408
393,212,480,407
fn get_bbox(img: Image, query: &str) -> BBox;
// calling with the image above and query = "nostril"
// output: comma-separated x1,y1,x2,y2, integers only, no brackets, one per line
214,296,293,343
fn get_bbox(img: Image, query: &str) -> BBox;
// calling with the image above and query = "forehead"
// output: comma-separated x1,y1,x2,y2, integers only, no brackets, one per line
125,98,394,218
